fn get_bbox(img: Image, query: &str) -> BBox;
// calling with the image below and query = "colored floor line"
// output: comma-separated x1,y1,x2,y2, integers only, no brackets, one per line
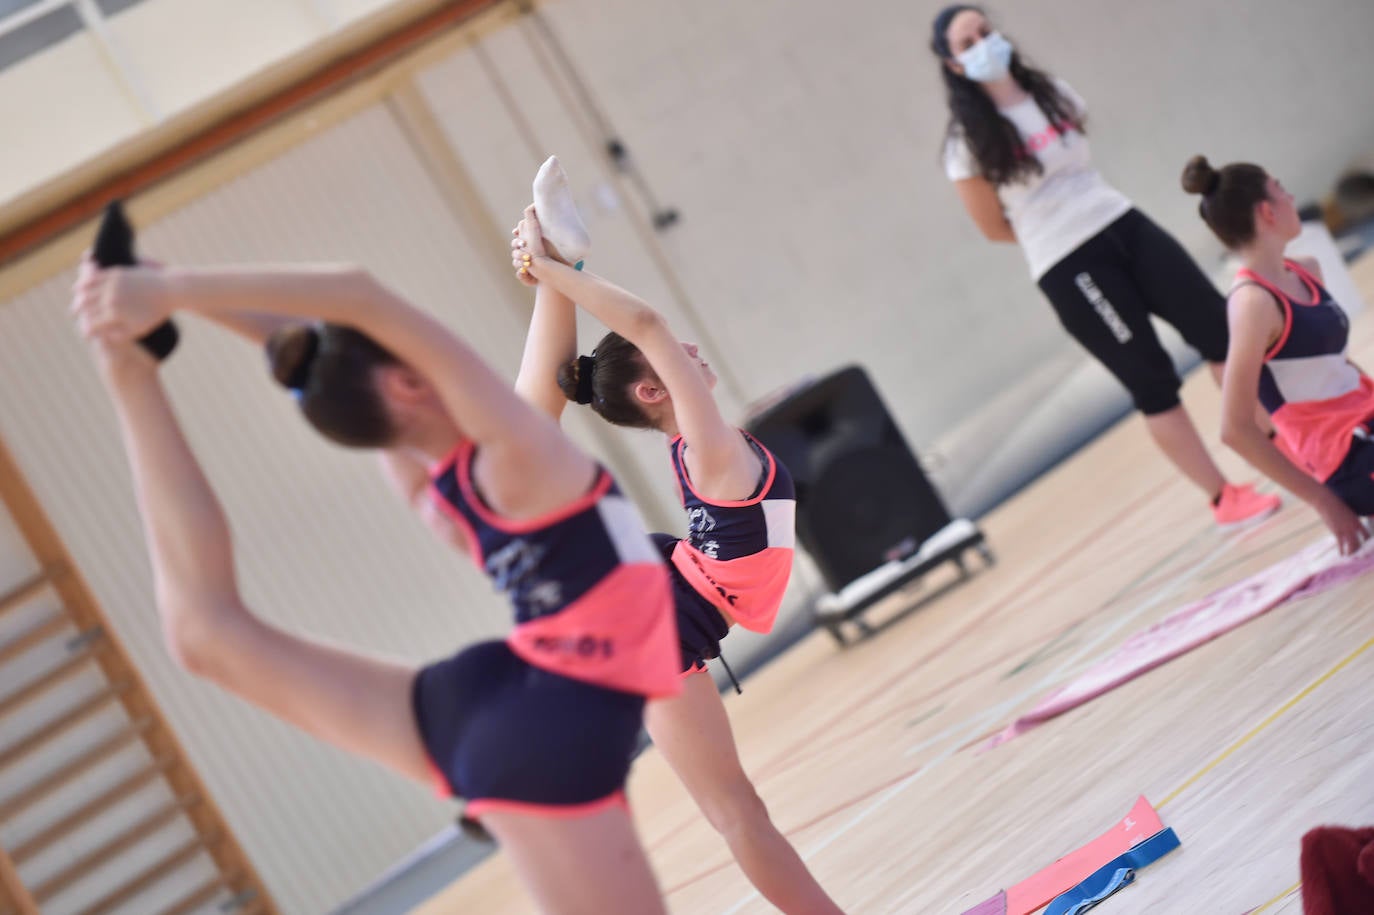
706,526,1360,912
741,480,1178,791
1150,638,1374,915
1158,634,1374,808
1194,520,1322,586
671,516,1353,909
659,758,933,897
949,631,1360,915
1001,521,1219,679
674,518,1234,890
815,517,1228,767
906,703,946,729
909,524,1249,759
681,520,1244,908
748,480,1172,778
1247,880,1301,914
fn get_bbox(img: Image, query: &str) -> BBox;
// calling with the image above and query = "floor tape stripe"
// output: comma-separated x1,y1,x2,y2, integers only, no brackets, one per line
1158,634,1374,809
1247,879,1301,914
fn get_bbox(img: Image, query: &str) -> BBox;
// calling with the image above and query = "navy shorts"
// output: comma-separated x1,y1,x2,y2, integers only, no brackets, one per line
1325,433,1374,516
411,640,645,818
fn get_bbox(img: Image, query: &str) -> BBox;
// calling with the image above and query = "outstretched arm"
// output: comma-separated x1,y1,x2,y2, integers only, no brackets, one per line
1219,287,1368,555
74,261,592,498
132,258,294,346
200,310,296,347
520,248,755,488
510,209,579,421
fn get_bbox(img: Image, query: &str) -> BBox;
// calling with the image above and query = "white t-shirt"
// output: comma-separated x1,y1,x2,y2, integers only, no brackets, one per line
943,79,1133,280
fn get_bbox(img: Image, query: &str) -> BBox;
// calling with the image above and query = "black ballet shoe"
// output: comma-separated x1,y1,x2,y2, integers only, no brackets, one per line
92,201,179,361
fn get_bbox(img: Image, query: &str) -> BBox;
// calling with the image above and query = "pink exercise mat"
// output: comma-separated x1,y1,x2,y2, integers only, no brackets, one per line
988,537,1374,749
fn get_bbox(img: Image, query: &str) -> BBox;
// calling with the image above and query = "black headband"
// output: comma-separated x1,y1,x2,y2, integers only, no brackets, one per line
1203,171,1221,197
285,326,322,395
575,354,597,405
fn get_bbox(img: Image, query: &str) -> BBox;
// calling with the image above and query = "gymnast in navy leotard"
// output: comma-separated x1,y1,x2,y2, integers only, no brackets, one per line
416,438,678,818
72,254,678,914
508,182,843,914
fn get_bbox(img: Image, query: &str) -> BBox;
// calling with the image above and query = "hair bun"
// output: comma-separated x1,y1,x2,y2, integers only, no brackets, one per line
555,354,597,405
266,323,321,392
1181,155,1221,196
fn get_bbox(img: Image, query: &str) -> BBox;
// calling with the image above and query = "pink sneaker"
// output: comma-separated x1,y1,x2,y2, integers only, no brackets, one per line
1212,483,1282,528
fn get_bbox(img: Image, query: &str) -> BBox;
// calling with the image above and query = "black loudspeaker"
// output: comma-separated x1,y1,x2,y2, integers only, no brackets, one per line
745,365,953,591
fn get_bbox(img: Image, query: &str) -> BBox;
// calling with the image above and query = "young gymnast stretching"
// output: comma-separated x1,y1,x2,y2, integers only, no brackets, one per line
1183,155,1373,556
509,159,844,914
70,250,680,914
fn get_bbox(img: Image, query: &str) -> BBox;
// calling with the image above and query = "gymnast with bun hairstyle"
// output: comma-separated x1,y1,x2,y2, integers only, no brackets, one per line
508,157,844,914
1183,155,1373,556
69,239,681,914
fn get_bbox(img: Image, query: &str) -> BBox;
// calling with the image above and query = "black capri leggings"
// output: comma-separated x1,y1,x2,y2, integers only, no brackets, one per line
1036,209,1229,416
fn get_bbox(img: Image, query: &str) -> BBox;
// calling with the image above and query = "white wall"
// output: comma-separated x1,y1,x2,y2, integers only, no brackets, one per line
523,0,1374,454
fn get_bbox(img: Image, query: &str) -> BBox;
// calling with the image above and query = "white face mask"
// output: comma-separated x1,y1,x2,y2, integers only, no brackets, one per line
956,31,1014,83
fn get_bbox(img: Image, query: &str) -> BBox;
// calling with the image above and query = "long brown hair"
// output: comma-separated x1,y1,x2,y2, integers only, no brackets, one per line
930,4,1084,187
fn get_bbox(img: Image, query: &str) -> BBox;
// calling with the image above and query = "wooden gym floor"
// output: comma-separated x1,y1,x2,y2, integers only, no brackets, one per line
415,253,1374,914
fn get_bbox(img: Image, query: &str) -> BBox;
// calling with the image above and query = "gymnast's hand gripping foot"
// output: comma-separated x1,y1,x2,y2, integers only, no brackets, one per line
70,246,675,914
511,167,846,914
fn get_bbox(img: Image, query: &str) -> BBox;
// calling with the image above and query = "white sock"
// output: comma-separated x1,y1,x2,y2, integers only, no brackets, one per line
532,156,591,268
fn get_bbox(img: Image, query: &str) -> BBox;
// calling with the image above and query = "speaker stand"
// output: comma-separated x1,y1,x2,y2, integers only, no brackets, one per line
812,519,993,646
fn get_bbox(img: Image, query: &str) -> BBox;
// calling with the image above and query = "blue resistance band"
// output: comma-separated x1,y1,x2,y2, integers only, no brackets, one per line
1045,827,1181,915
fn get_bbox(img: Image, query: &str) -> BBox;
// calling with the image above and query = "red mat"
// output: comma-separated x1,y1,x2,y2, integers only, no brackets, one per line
988,538,1374,749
